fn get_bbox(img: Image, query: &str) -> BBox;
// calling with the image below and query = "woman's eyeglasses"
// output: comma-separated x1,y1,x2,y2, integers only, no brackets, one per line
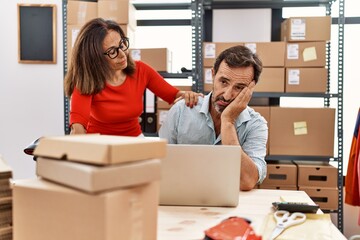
103,37,129,59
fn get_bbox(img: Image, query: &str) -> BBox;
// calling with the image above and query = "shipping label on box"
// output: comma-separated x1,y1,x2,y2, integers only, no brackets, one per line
290,18,306,40
157,109,169,131
203,67,213,92
66,25,83,68
203,42,244,67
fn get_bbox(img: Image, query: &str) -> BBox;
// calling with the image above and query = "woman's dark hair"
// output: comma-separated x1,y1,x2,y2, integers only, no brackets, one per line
64,18,136,96
213,45,263,83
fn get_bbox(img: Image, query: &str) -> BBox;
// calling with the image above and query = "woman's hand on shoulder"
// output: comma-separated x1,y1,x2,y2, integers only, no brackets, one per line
176,91,204,108
70,123,87,135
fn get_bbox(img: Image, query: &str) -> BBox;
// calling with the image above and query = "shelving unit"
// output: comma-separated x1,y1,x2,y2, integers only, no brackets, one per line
192,0,344,232
62,0,345,232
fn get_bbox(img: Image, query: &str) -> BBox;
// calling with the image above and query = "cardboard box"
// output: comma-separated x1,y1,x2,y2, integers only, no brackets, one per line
66,24,83,68
255,68,285,93
269,107,335,156
157,85,193,108
295,161,337,188
33,135,167,165
157,109,169,131
251,106,270,154
244,42,285,67
285,41,327,67
67,1,97,25
0,179,12,199
157,98,172,110
36,157,161,193
0,202,12,226
281,16,331,42
0,226,12,240
299,186,338,210
285,68,327,93
203,67,213,92
130,48,172,72
203,42,244,67
0,157,12,179
119,24,135,44
251,106,270,124
13,178,159,240
98,0,136,30
261,162,297,186
175,85,193,91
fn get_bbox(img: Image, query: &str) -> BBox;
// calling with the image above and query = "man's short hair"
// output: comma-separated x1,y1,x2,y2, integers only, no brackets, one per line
213,45,263,83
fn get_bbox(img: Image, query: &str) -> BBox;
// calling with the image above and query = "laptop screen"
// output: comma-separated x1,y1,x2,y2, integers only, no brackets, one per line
159,144,241,207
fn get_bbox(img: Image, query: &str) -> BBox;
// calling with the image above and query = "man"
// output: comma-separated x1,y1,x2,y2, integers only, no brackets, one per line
159,45,267,191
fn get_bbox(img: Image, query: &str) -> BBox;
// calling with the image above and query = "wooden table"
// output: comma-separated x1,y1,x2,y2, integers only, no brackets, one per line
157,189,345,240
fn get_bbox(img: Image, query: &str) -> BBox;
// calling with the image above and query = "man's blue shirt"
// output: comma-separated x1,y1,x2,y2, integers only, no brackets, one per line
159,93,268,183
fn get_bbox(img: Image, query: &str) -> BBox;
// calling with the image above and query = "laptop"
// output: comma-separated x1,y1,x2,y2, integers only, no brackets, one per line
159,144,241,207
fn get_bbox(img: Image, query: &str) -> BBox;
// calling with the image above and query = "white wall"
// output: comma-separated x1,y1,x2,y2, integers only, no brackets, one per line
0,0,64,179
213,9,271,42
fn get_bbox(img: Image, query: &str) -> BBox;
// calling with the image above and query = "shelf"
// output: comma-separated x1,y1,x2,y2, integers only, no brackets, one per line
253,92,339,98
266,155,334,161
204,0,333,9
133,3,191,10
159,72,192,79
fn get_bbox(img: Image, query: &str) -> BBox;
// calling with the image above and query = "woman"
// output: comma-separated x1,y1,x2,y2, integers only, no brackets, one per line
64,18,202,136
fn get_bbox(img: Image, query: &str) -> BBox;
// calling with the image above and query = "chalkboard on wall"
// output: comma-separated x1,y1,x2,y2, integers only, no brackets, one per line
18,4,56,64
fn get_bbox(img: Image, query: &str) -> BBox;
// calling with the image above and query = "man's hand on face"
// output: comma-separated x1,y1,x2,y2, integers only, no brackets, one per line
221,81,256,124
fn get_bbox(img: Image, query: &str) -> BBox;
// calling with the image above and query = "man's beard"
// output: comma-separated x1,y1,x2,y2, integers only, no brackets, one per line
212,96,231,114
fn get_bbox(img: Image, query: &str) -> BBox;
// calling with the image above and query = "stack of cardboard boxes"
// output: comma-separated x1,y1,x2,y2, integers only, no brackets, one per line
66,0,173,74
281,16,330,93
199,16,337,210
202,41,286,93
13,135,166,240
0,156,12,240
296,161,338,210
67,0,137,68
259,161,298,191
259,160,338,211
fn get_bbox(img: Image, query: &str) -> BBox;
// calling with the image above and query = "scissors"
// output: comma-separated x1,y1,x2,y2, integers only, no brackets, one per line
270,210,306,240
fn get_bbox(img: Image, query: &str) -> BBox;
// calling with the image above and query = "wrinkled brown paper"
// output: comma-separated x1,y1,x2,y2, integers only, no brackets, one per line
260,213,333,240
